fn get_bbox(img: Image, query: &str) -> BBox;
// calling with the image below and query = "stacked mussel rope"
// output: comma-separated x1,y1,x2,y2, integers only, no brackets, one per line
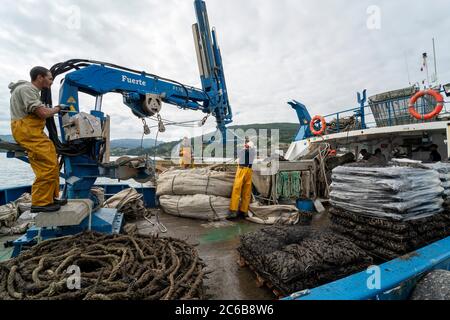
329,163,450,261
0,232,206,300
238,226,372,295
330,207,450,261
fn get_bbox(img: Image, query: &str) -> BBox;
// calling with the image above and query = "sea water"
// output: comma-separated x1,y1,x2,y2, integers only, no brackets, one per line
0,153,144,189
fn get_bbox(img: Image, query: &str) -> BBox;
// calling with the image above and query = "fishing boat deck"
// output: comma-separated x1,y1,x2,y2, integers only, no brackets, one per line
134,211,275,300
0,208,331,300
134,209,331,299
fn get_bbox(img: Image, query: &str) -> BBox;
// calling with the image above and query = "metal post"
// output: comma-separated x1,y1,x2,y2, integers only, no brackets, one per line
95,95,103,111
447,123,450,160
336,113,340,133
357,90,367,129
433,38,438,83
388,102,392,127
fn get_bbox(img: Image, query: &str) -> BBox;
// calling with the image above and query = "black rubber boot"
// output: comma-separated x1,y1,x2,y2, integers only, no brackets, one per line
226,211,239,221
238,211,248,219
31,203,61,213
53,198,68,206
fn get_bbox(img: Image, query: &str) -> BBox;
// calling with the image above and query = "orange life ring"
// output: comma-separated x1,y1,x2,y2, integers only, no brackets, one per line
408,89,444,120
310,115,327,136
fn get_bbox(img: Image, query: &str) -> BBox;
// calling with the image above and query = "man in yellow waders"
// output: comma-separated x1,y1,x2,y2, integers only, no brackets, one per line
179,136,194,169
9,66,67,213
227,137,256,220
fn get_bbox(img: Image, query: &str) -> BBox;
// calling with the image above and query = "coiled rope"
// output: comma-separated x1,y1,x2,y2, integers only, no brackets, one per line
0,232,206,300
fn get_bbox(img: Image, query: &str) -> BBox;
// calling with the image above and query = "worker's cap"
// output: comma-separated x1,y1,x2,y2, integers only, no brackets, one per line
245,141,255,149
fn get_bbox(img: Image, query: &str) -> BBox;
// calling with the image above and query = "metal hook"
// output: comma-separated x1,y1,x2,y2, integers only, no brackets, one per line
200,114,210,126
142,119,150,135
157,114,166,133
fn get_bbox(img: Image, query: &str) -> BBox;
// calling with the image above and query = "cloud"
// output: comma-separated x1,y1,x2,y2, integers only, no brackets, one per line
1,0,449,142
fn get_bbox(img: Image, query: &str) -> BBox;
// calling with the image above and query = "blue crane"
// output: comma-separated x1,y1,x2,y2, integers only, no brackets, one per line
10,0,232,255
44,0,231,199
288,100,313,141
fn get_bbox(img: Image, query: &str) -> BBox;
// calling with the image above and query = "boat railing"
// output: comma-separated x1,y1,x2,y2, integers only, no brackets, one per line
0,184,157,207
318,88,450,134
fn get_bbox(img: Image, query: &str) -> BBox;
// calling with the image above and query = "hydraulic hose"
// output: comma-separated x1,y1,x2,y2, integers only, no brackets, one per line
42,58,203,157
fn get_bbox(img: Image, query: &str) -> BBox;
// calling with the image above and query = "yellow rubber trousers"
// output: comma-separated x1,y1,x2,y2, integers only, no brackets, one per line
229,166,253,214
11,114,60,207
179,147,193,169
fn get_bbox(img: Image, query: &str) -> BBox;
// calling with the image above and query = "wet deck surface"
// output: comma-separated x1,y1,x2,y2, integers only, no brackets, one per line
135,210,331,300
0,209,331,300
0,235,15,262
135,211,275,300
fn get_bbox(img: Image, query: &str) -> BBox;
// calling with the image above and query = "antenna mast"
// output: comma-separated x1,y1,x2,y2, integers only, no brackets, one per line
404,52,412,86
432,37,438,84
420,52,431,88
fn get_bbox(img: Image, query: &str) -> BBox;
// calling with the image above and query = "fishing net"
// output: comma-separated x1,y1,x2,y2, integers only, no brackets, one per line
276,171,301,200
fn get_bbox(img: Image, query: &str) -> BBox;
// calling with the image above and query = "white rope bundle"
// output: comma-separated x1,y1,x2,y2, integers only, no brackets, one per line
159,195,230,221
156,169,235,198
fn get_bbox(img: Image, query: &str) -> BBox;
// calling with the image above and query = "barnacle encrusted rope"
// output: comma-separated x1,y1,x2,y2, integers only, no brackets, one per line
0,232,206,300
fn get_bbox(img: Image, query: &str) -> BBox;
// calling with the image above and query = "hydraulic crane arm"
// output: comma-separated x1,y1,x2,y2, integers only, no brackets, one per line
35,0,233,200
5,0,232,252
193,0,232,132
59,62,211,117
54,0,232,137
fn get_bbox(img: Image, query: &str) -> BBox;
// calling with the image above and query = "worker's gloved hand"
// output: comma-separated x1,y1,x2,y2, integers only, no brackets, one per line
57,104,71,112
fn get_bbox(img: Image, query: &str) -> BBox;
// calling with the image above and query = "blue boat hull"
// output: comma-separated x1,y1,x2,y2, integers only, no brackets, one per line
1,184,157,257
283,236,450,300
0,184,156,207
2,184,449,300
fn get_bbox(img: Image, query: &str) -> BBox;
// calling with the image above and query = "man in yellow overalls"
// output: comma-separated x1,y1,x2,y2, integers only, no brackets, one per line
9,66,67,213
227,137,256,220
179,136,194,169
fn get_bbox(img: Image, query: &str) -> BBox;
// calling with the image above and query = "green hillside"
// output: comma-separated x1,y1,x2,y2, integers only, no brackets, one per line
228,123,299,145
2,123,300,157
113,123,299,157
0,135,14,143
110,138,163,149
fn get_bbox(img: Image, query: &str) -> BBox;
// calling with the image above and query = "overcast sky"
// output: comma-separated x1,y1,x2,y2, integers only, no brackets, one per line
1,0,449,142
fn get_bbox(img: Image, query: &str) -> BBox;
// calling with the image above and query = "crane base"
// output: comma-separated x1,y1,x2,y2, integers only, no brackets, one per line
11,208,123,257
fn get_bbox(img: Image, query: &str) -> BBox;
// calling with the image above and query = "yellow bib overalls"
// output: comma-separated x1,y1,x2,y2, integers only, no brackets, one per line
11,114,60,206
